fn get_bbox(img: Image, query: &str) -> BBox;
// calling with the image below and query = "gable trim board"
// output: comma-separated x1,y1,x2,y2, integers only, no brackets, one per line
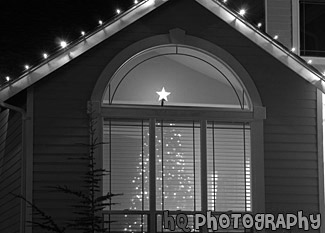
317,90,325,233
0,0,325,103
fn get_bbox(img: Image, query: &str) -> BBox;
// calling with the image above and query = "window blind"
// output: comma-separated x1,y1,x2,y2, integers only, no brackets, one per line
103,119,251,232
207,123,251,212
155,121,201,211
103,120,150,211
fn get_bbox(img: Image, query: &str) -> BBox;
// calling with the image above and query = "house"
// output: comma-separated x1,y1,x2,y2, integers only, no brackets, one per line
1,0,325,232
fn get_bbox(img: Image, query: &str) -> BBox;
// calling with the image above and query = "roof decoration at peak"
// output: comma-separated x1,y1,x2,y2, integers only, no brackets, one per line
1,0,325,101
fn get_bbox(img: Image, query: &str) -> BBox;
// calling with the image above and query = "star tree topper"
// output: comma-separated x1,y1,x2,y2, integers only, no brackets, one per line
156,87,171,106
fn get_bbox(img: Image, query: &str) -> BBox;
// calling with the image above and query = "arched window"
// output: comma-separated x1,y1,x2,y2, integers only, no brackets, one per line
103,45,251,110
93,41,264,232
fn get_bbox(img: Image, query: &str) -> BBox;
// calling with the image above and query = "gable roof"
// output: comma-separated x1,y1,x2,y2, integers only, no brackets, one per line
1,0,325,102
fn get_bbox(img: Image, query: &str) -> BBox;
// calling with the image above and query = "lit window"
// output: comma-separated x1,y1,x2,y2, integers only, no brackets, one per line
103,120,251,231
101,45,254,232
103,45,251,110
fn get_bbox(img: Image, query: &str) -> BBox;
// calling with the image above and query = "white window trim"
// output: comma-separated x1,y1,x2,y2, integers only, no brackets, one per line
292,0,325,68
98,106,261,232
293,1,325,230
90,31,266,232
318,90,325,233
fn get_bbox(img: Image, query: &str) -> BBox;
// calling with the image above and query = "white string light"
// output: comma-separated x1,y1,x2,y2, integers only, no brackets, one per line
60,41,67,48
3,0,325,88
239,9,246,16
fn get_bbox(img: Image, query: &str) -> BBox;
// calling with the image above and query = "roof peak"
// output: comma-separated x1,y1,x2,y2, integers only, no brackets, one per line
1,0,324,101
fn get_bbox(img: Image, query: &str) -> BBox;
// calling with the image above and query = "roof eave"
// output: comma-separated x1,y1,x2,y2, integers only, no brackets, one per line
0,0,167,101
1,0,325,102
196,0,325,93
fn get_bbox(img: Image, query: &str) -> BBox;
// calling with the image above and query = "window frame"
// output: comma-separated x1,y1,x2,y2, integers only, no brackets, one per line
104,44,252,110
90,31,266,232
292,0,325,66
99,106,257,232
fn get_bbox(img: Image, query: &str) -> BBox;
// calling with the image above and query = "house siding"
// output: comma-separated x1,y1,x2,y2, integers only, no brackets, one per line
0,109,22,233
199,4,318,221
266,0,292,48
31,0,319,232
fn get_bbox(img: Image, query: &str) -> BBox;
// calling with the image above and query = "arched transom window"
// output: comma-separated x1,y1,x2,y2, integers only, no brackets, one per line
103,45,251,110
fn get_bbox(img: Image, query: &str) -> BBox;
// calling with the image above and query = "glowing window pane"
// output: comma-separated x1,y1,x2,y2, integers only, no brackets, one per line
103,45,251,109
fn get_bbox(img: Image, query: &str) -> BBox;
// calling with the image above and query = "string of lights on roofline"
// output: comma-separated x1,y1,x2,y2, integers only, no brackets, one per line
1,0,325,85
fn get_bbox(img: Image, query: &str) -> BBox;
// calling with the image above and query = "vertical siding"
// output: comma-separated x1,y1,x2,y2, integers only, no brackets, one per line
266,0,292,48
0,109,22,233
31,0,320,232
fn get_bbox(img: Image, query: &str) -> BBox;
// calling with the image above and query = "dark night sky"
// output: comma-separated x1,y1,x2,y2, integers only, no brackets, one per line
0,0,264,82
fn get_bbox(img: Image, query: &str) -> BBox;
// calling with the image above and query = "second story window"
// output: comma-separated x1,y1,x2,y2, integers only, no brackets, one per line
300,1,325,57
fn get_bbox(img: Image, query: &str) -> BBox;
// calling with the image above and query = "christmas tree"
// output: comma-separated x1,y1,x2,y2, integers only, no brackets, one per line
121,88,196,231
123,122,195,232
